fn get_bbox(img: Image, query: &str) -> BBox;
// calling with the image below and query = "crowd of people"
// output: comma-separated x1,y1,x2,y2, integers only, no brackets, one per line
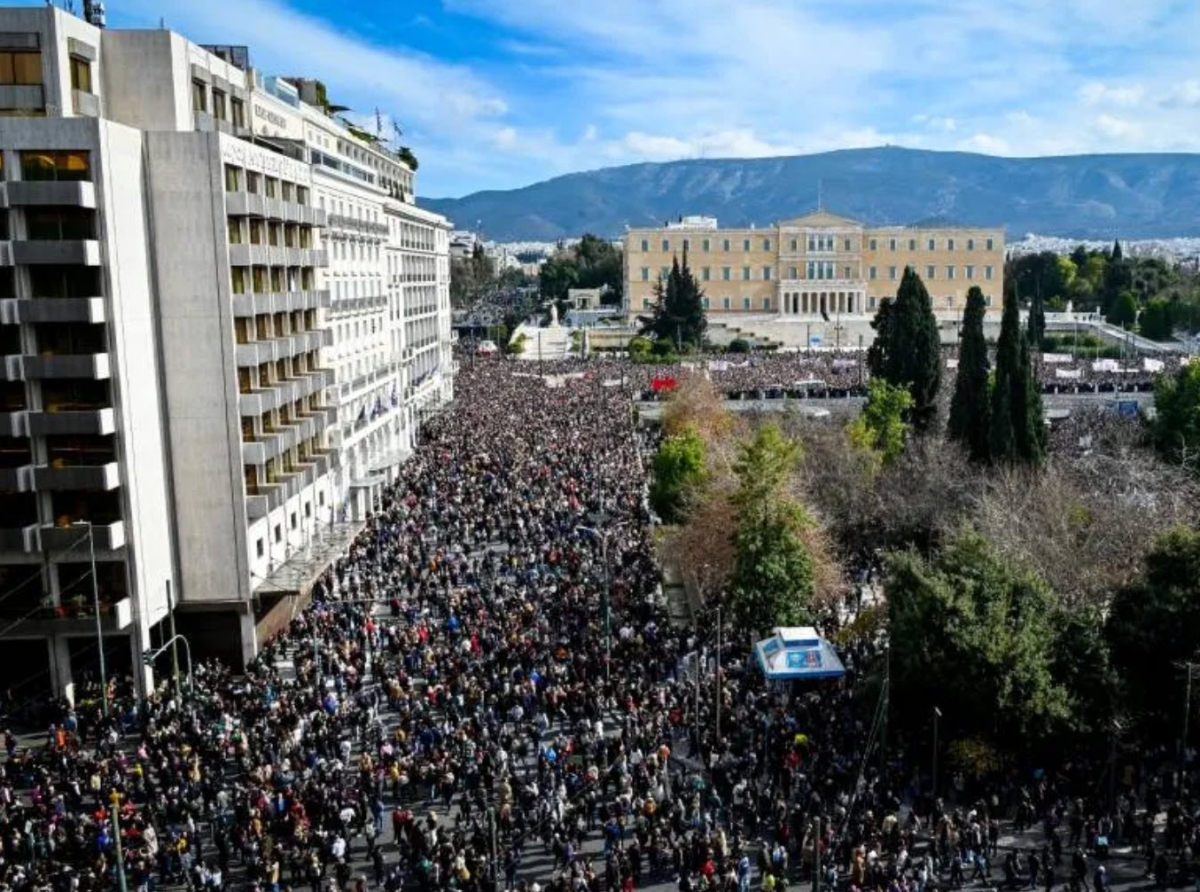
0,360,1189,892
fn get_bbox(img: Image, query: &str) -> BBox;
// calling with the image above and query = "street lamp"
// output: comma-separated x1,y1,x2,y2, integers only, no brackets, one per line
72,521,107,718
576,518,630,689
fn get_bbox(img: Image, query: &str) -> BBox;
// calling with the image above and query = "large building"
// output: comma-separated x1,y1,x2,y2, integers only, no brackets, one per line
624,211,1004,319
0,4,453,698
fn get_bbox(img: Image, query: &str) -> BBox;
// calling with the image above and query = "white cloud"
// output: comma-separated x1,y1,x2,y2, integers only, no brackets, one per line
582,124,598,142
1078,82,1146,107
1094,114,1144,141
959,134,1013,155
1162,80,1200,107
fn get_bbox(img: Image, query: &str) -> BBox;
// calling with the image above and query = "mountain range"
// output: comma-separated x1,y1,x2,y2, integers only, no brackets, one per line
420,146,1200,242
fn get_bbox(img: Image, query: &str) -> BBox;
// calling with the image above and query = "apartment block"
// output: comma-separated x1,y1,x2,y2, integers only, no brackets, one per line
624,211,1005,320
0,4,454,696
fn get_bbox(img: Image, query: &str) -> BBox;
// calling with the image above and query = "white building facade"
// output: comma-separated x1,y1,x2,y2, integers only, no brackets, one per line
0,4,454,696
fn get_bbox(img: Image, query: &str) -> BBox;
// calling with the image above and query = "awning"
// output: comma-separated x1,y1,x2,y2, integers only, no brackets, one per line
754,626,846,680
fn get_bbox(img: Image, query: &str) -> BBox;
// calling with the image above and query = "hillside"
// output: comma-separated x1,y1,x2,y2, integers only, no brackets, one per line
420,146,1200,242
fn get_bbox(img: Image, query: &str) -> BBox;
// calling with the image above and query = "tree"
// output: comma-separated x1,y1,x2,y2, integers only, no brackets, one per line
1102,254,1133,314
990,288,1045,466
538,254,579,303
948,287,992,462
868,268,941,432
849,379,913,465
1140,297,1175,341
649,427,707,524
638,250,707,348
537,234,624,305
887,528,1070,745
1153,362,1200,472
1106,290,1138,327
1107,527,1200,737
729,424,815,633
1027,284,1046,349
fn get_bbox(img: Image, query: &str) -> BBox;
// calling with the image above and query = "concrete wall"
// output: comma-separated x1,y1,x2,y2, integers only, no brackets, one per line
144,131,250,607
98,32,189,133
94,119,178,642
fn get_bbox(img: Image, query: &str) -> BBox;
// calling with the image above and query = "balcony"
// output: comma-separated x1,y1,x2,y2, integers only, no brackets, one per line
0,411,26,437
27,407,116,436
33,461,120,492
0,525,37,552
0,465,33,492
0,297,106,325
238,388,280,416
11,240,101,266
0,181,97,208
7,353,111,381
234,339,281,367
0,85,44,113
36,519,125,552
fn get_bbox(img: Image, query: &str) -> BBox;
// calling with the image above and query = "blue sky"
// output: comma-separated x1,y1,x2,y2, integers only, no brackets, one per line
55,0,1200,197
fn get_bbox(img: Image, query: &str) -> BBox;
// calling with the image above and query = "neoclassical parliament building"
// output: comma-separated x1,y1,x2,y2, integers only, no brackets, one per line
623,211,1005,319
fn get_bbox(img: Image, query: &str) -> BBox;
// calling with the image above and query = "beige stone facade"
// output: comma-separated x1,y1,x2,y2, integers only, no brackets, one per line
623,211,1004,319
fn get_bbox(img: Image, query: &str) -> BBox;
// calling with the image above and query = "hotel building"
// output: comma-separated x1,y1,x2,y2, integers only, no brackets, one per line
0,4,453,697
624,211,1004,320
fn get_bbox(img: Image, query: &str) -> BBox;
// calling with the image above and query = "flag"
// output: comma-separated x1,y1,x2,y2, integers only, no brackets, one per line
650,375,677,393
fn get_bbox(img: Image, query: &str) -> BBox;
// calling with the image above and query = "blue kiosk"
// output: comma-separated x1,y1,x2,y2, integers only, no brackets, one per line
753,626,846,681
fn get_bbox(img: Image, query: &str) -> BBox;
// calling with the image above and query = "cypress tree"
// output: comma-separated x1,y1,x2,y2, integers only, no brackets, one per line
990,287,1045,465
1027,285,1046,350
866,297,894,380
638,246,707,347
948,286,991,461
880,267,942,432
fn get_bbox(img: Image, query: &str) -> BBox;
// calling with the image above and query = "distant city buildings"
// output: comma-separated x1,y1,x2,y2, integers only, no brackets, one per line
624,211,1005,318
0,3,453,697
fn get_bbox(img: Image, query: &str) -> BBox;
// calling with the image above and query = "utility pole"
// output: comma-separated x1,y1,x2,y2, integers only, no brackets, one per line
76,521,108,718
110,791,128,892
166,580,180,702
932,706,941,800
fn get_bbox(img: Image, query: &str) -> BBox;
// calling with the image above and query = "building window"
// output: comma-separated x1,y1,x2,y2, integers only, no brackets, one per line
702,297,710,309
909,239,916,251
844,238,851,251
661,238,669,252
869,266,877,280
789,267,798,279
741,267,750,281
231,267,247,294
305,502,311,518
699,238,708,252
946,296,954,308
640,238,648,252
660,267,669,280
763,267,772,280
790,239,798,251
722,297,730,309
844,266,851,278
889,266,897,280
722,238,730,251
319,491,325,506
640,267,649,281
265,177,278,199
986,238,994,251
742,238,750,251
869,296,877,309
762,238,770,251
20,151,90,182
246,171,261,194
947,265,955,280
966,265,974,279
0,50,42,86
967,238,975,250
927,238,936,250
227,218,242,244
682,238,690,251
926,265,936,279
889,238,896,251
722,267,730,281
231,98,246,128
69,55,91,93
985,295,993,306
212,89,227,121
702,267,710,281
290,512,297,530
297,185,308,206
985,266,994,280
273,524,282,543
192,80,207,112
947,238,955,251
869,239,877,250
743,297,751,309
256,538,264,558
763,297,771,310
